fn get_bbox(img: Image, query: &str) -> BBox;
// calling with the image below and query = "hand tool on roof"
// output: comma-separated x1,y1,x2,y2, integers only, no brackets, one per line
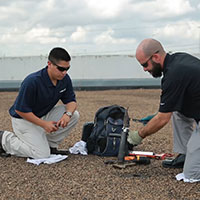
128,151,173,160
104,108,151,169
132,114,156,125
105,155,150,169
117,107,130,163
113,156,150,169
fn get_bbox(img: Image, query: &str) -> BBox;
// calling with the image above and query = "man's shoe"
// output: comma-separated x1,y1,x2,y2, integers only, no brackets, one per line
50,147,69,155
162,154,185,168
0,131,5,153
0,131,10,157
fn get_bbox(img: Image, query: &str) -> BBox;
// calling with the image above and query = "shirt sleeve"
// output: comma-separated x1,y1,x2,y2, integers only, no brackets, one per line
60,76,76,104
159,79,185,113
15,78,36,113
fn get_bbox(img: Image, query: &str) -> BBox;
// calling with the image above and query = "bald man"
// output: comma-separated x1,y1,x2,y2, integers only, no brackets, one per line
128,38,200,181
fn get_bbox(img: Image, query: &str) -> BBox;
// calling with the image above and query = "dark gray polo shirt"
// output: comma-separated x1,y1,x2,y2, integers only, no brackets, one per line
159,53,200,121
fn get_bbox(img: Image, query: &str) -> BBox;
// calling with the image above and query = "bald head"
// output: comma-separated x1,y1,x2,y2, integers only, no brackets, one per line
136,38,165,57
136,38,166,66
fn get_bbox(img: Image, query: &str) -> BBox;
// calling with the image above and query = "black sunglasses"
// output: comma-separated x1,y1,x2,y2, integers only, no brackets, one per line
141,50,159,68
50,60,70,72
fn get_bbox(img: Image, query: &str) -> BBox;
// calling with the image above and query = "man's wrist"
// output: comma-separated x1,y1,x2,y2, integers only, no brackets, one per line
64,111,72,118
138,130,145,139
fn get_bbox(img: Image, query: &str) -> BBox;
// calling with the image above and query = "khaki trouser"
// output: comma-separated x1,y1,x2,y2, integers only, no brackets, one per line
2,105,79,159
172,111,200,180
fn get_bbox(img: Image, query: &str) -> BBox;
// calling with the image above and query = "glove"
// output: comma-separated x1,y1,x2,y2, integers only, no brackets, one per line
127,131,143,145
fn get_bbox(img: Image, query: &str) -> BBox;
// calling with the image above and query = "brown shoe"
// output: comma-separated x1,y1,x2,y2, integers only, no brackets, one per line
50,147,69,155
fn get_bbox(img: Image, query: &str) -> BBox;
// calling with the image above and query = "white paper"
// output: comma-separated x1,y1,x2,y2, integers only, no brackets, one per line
176,172,200,183
27,154,68,165
69,140,88,155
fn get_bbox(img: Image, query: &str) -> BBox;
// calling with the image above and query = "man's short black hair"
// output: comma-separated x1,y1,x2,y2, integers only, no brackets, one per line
48,47,71,63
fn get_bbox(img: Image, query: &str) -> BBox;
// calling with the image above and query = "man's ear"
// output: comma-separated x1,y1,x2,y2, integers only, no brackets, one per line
47,60,52,67
152,53,161,63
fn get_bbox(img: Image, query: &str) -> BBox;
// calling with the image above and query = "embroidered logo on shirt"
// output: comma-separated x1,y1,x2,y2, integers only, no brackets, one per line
160,102,165,106
59,88,66,93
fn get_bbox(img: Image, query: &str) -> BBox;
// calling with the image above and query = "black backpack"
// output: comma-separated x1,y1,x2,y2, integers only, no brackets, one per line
86,105,125,156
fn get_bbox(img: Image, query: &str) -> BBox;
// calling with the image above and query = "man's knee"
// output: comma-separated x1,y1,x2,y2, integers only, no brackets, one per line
72,110,80,122
31,147,50,159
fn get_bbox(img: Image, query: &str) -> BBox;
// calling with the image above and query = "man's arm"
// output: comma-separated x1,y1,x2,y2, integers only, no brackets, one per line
15,110,58,133
139,112,172,138
128,112,172,145
65,101,77,114
56,101,77,128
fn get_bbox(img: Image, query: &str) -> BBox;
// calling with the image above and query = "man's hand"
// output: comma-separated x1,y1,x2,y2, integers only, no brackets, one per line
15,110,59,133
42,121,58,133
56,114,71,128
127,131,143,145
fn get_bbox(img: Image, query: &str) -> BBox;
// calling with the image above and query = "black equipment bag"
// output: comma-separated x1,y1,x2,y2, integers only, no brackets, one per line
85,105,125,156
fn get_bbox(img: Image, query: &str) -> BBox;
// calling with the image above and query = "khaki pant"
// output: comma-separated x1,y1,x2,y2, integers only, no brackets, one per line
172,111,200,180
2,105,79,159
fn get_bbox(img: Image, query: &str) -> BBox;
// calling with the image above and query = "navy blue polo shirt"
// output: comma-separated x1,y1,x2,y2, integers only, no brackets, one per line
9,66,76,118
159,53,200,121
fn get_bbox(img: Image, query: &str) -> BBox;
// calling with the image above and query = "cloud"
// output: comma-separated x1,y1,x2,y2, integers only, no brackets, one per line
70,27,87,42
130,0,194,20
155,0,194,17
0,0,199,56
84,0,129,18
25,27,64,44
154,21,200,40
0,26,66,45
94,29,136,45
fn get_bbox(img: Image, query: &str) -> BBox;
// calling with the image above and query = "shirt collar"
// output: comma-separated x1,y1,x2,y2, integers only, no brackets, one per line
43,66,55,87
163,53,170,75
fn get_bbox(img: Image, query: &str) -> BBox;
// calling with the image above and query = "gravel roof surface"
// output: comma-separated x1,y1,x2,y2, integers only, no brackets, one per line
0,89,199,200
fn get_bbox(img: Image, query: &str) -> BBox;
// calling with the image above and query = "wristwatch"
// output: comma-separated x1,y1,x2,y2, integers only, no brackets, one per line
64,111,72,118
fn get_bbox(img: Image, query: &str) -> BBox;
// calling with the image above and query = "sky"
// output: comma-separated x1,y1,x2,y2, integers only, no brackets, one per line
0,0,200,57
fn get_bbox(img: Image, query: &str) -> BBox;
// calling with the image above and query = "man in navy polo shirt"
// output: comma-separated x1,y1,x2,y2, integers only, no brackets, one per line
128,38,200,182
0,47,79,159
